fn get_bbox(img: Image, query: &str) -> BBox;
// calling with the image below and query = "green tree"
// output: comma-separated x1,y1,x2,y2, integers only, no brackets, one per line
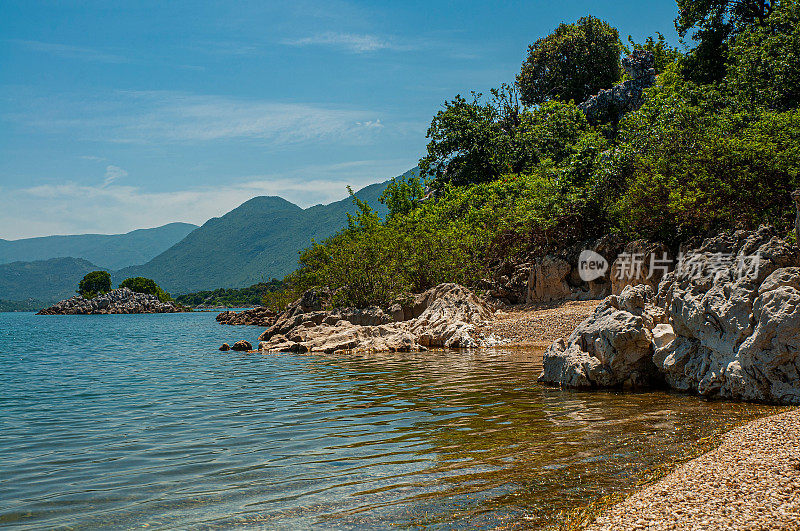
726,0,800,110
78,270,111,299
419,87,596,188
517,15,623,105
379,172,425,219
675,0,778,83
119,277,172,302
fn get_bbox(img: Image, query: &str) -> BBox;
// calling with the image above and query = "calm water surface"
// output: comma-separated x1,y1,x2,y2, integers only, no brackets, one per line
0,311,780,529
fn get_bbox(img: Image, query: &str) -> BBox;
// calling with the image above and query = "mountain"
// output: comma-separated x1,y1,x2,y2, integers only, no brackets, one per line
0,222,198,270
0,257,103,303
116,176,401,294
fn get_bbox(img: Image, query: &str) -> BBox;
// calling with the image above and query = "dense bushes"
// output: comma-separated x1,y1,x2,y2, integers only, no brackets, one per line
119,277,172,302
78,271,111,299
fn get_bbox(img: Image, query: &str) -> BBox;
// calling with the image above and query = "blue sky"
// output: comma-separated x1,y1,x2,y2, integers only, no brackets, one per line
0,0,679,239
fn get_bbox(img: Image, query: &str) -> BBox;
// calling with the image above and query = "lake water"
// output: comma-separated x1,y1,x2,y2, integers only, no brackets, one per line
0,311,781,529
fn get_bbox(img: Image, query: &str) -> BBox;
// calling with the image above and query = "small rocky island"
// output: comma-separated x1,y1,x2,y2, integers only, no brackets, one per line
37,287,189,315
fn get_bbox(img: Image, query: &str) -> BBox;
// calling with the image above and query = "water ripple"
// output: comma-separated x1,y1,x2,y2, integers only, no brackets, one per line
0,311,780,529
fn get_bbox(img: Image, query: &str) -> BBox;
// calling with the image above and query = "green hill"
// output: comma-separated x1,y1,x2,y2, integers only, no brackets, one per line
0,257,103,304
115,175,403,294
0,222,198,270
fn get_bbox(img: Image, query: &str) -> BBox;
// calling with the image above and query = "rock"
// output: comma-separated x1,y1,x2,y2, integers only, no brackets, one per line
527,256,572,303
539,284,665,388
610,240,672,295
216,306,277,326
543,226,800,404
36,287,189,315
231,340,252,351
579,50,656,124
219,343,230,351
258,283,494,353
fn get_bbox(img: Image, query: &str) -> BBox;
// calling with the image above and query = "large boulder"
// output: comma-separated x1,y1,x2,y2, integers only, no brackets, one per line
539,284,666,388
216,306,277,326
258,283,494,354
654,228,800,403
542,226,800,404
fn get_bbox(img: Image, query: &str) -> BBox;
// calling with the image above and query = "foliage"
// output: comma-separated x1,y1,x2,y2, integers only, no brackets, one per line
609,81,800,242
176,280,284,308
725,0,800,110
379,172,425,219
419,89,599,189
627,33,683,74
517,15,623,106
0,299,47,312
78,270,112,299
119,277,173,302
675,0,779,83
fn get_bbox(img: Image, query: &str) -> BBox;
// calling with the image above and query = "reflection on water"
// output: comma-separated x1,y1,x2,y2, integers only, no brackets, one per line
0,312,780,529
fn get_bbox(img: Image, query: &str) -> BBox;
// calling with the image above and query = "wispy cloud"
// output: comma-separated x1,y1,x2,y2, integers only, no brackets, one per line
103,165,127,187
8,91,386,146
0,164,409,239
282,32,415,53
11,39,129,63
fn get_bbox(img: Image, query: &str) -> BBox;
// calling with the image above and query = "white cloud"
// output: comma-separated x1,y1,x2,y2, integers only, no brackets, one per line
0,158,415,240
10,91,385,146
103,165,127,187
282,32,414,53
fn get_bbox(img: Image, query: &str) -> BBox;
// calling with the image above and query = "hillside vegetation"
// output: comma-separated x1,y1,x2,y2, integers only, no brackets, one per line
0,258,103,303
271,0,800,309
117,179,393,294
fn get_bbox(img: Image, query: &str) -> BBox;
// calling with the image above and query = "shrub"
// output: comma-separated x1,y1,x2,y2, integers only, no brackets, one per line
77,271,112,299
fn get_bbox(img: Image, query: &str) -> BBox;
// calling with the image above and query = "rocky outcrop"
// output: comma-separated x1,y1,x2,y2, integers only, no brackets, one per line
216,306,277,326
541,227,800,405
37,288,188,315
257,283,494,353
579,50,656,124
540,284,666,388
482,233,626,304
610,240,672,295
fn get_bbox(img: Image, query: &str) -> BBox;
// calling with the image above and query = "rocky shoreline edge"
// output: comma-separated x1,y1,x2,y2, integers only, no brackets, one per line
37,287,190,315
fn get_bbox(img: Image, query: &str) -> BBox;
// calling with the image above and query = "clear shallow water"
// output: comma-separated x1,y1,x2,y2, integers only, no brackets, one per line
0,311,781,529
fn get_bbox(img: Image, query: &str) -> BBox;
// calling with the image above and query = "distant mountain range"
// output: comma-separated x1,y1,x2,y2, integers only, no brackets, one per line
0,223,198,270
116,179,392,294
0,171,407,307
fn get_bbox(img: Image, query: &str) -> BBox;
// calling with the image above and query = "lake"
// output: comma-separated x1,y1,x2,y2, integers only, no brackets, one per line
0,311,780,529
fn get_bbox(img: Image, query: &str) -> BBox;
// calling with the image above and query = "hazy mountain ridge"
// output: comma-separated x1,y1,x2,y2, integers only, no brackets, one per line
0,257,103,303
116,178,397,294
0,222,198,270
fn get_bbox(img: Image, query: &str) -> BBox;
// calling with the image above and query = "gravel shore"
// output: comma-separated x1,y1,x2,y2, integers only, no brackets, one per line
587,408,800,530
482,300,599,348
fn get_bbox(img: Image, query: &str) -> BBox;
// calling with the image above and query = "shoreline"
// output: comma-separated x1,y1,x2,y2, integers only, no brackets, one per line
576,407,800,530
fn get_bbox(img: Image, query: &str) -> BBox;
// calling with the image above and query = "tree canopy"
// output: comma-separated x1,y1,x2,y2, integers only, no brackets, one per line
78,271,111,299
119,277,172,302
517,15,623,106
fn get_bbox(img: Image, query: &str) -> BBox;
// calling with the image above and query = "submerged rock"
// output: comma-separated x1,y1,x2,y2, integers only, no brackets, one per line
219,343,230,351
541,227,800,405
258,283,494,354
37,288,188,315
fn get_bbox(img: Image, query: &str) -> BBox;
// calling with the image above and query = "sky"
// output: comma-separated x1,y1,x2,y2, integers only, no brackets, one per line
0,0,680,239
